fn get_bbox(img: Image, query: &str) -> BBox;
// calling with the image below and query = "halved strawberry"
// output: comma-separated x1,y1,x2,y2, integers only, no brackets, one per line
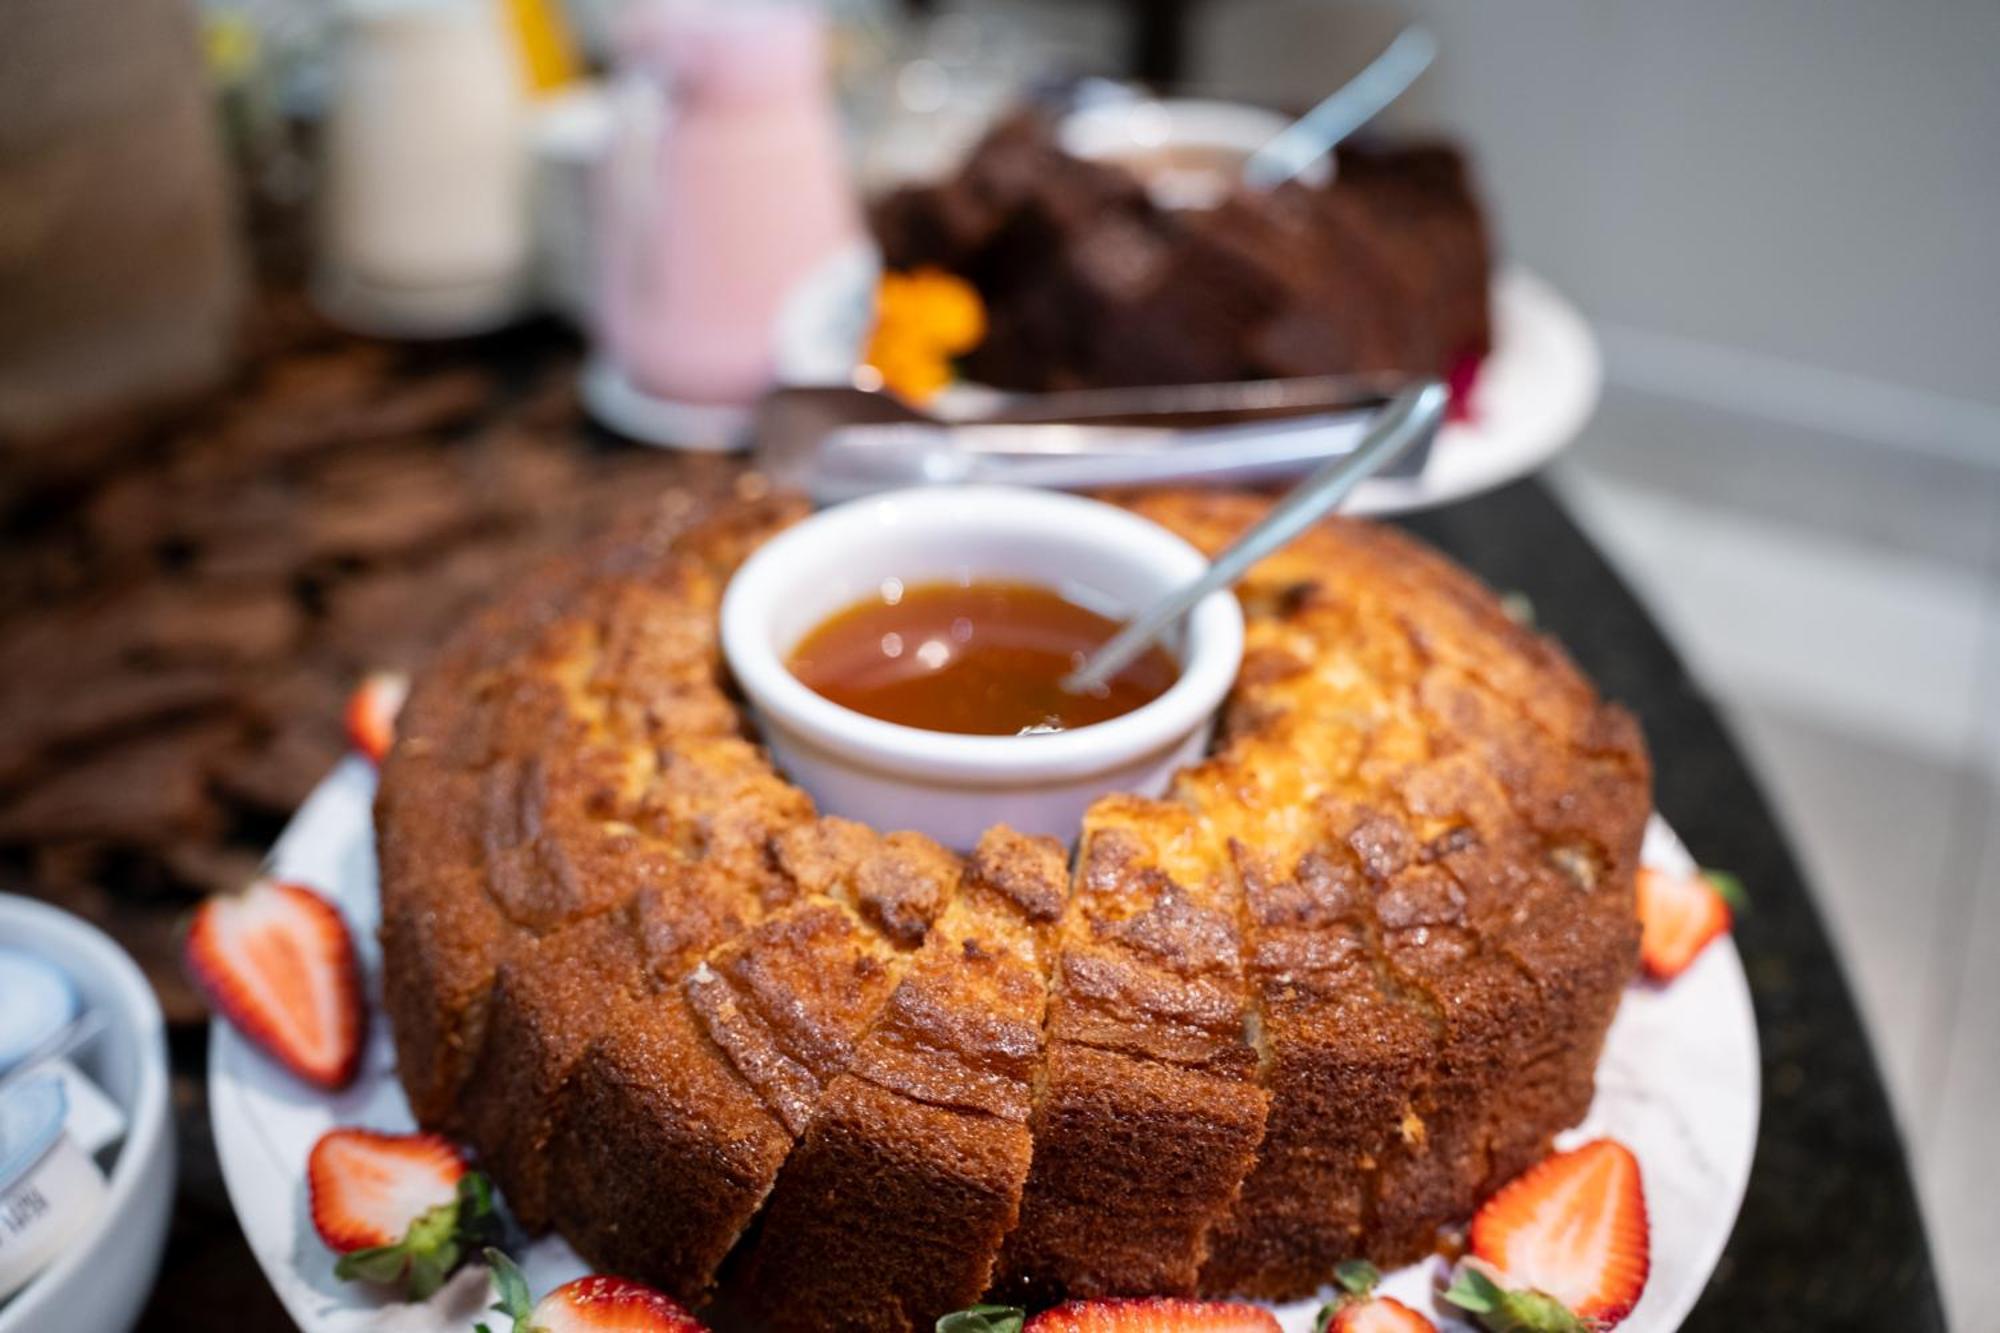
480,1250,708,1332
1635,866,1731,980
345,670,409,763
1315,1260,1436,1332
185,878,364,1089
1025,1297,1282,1332
1327,1298,1435,1333
1455,1139,1649,1330
934,1301,1278,1333
310,1128,499,1299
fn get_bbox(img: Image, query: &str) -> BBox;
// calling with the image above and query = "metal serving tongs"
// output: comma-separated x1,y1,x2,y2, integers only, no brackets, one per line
754,372,1436,504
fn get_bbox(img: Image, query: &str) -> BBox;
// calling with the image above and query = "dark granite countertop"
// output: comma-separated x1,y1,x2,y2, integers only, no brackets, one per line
14,319,1931,1328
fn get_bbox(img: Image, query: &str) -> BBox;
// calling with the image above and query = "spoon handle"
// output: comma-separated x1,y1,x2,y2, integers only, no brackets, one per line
1061,380,1447,695
1242,26,1439,189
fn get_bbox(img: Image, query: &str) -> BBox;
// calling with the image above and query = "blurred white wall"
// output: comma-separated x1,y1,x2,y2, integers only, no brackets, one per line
1188,0,2000,464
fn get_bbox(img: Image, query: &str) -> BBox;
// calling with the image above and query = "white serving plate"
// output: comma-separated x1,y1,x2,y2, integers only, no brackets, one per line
212,759,1755,1333
769,246,1602,517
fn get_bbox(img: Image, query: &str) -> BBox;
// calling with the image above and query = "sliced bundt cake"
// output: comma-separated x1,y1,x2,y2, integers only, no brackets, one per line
373,485,1649,1329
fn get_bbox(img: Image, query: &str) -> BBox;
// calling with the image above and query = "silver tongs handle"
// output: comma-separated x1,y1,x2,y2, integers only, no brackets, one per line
810,408,1408,503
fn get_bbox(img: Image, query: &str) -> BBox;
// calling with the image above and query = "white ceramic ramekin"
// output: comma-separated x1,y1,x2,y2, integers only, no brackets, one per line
720,486,1243,849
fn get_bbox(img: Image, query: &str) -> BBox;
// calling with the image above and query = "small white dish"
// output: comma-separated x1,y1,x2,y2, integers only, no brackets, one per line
210,763,1757,1333
0,894,173,1333
719,485,1244,849
772,250,1603,518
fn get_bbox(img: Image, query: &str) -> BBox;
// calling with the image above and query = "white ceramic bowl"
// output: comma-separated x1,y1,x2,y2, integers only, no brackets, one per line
720,486,1243,849
0,894,173,1333
1058,97,1331,208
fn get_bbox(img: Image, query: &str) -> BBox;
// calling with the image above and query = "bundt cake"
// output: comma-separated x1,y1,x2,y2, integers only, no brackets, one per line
374,485,1648,1330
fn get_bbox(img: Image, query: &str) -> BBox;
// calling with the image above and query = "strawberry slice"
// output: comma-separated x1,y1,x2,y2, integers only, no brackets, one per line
934,1300,1278,1333
1635,866,1732,980
185,878,364,1089
1328,1298,1435,1333
1316,1260,1436,1332
345,670,409,764
1454,1139,1649,1330
479,1251,708,1332
1024,1298,1281,1332
309,1128,500,1299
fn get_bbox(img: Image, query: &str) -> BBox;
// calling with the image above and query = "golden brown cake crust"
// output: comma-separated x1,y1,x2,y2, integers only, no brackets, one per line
737,827,1063,1332
1123,490,1646,1290
374,486,1649,1324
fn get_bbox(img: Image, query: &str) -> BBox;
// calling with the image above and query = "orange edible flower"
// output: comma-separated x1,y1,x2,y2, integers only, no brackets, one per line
862,267,986,401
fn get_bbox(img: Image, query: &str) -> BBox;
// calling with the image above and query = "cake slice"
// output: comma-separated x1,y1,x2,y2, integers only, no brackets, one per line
373,580,591,1128
735,826,1069,1332
550,819,962,1306
1330,141,1494,367
539,856,827,1295
1124,490,1645,1285
682,898,906,1138
1370,691,1642,1246
997,796,1267,1303
376,501,795,1129
1364,545,1643,1253
1196,837,1436,1298
1169,596,1439,1298
375,760,510,1131
454,911,643,1229
548,986,795,1301
451,687,799,1231
456,736,795,1229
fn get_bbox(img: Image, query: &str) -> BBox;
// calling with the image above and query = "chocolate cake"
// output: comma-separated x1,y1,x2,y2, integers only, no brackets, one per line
375,488,1647,1329
870,114,1494,392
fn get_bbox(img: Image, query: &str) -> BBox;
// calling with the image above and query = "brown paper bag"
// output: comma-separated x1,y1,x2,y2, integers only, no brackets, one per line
0,0,245,439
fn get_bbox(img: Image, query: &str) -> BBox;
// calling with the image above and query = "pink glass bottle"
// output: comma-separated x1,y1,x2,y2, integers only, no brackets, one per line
599,1,859,411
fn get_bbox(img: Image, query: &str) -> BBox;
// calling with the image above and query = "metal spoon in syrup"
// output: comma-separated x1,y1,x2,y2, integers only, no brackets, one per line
1061,380,1447,696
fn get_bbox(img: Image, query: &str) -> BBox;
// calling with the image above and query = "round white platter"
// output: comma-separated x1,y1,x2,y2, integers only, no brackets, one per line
769,247,1602,517
212,759,1754,1333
